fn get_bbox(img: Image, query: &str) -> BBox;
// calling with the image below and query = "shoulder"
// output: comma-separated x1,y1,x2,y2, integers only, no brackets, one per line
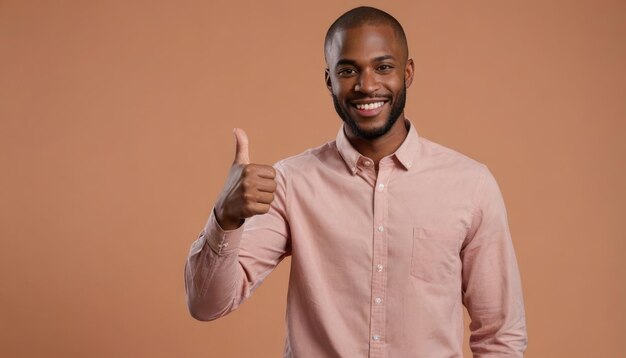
418,136,502,210
273,140,339,172
418,136,488,176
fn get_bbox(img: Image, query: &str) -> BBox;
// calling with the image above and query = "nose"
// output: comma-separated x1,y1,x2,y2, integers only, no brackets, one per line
354,69,379,94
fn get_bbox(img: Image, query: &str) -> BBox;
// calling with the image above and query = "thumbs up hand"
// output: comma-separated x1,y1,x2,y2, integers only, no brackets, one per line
214,128,277,230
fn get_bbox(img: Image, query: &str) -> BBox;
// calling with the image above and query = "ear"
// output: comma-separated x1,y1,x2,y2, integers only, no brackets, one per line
325,68,333,93
404,58,415,88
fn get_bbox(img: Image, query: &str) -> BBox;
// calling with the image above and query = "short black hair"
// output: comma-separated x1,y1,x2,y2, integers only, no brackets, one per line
324,6,408,60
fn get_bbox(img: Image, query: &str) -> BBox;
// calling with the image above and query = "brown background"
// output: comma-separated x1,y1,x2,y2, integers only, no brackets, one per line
1,0,624,357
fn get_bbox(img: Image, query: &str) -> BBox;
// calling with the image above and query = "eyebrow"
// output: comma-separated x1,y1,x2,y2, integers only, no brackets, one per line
335,55,397,67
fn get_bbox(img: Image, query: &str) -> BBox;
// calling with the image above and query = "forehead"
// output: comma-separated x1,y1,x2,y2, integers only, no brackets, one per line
325,25,403,65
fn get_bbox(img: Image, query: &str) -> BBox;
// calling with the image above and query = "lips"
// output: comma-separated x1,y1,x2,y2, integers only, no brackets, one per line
351,99,389,117
354,101,385,110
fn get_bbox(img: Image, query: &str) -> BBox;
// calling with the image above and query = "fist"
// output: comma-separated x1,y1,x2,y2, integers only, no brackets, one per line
214,128,277,230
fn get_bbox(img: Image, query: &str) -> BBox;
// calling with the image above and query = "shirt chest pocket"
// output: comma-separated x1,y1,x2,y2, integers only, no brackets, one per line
411,227,462,283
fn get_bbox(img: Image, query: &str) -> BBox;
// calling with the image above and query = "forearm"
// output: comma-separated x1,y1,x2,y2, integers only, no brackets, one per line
184,211,246,321
465,269,527,356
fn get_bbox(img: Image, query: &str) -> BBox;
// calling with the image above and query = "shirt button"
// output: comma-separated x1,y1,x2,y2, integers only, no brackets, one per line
372,335,381,341
378,225,384,232
376,264,383,272
363,160,372,167
374,297,382,304
377,183,385,191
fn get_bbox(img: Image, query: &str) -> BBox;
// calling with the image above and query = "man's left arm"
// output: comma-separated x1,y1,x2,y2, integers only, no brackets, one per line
461,166,528,357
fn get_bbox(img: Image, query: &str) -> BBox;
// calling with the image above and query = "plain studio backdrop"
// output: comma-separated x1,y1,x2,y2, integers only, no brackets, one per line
1,1,624,357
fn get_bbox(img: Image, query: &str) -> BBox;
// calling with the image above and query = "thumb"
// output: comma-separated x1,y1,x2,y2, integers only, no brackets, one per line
233,128,250,165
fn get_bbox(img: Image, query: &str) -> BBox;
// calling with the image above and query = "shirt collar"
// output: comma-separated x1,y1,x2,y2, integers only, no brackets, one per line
335,119,420,175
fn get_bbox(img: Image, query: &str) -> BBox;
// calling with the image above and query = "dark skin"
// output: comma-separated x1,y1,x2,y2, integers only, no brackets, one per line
216,24,414,229
214,128,276,230
325,24,415,169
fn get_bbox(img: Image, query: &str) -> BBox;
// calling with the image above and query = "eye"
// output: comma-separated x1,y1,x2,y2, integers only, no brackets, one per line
377,64,394,72
338,68,357,77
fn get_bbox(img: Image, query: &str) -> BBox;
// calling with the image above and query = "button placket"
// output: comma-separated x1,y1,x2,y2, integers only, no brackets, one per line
369,164,391,355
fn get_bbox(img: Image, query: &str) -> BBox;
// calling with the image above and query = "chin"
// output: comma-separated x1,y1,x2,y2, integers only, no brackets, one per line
355,119,386,133
345,115,398,140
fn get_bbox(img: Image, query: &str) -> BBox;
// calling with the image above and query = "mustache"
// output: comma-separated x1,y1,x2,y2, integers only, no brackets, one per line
348,94,392,100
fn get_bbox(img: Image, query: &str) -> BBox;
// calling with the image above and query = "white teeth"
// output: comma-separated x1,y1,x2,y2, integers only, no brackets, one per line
355,101,384,110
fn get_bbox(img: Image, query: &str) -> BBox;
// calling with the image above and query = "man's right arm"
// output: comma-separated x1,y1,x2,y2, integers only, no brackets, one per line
184,128,290,321
184,210,246,321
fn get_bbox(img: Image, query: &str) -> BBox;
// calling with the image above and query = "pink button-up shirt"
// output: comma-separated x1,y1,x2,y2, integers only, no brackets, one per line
185,120,527,357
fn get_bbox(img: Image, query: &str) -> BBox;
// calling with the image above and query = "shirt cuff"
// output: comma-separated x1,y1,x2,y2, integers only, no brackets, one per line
202,209,244,255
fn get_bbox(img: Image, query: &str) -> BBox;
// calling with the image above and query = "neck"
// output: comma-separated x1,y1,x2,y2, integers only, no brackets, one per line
345,116,409,167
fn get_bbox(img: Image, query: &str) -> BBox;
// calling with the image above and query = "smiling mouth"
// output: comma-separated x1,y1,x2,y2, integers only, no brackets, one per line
351,100,389,117
353,101,386,110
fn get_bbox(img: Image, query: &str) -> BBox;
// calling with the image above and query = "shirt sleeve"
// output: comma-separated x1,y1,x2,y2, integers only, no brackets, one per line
184,162,291,321
461,166,528,357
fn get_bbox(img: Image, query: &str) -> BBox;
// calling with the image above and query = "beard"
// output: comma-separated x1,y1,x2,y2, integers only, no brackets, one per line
332,84,406,140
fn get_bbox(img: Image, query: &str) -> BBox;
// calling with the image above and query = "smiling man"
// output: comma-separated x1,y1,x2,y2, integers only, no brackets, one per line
185,6,527,358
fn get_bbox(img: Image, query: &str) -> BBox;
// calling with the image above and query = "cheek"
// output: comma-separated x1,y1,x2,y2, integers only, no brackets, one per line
388,76,405,91
332,80,353,98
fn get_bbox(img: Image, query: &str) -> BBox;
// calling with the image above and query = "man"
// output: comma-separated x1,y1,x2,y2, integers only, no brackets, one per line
185,6,527,358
